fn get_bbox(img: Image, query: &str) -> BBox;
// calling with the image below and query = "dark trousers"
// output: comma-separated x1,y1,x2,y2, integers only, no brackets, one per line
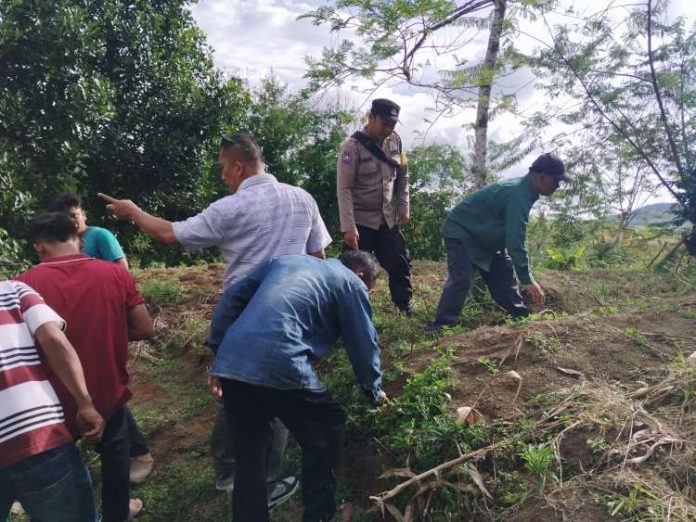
209,398,287,482
356,223,412,309
0,443,97,522
95,407,130,522
221,379,347,522
434,237,528,326
124,406,149,458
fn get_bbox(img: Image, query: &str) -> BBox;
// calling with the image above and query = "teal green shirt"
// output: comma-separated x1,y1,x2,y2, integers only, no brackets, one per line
82,226,125,262
441,176,539,284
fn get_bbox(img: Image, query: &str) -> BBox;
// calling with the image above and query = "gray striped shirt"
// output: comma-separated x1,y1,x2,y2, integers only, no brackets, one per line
172,173,332,289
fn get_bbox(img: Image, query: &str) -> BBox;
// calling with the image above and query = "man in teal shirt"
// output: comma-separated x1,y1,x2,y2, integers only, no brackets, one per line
429,153,571,329
48,193,128,270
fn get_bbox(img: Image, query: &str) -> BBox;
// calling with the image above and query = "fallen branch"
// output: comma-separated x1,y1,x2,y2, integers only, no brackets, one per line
370,442,505,504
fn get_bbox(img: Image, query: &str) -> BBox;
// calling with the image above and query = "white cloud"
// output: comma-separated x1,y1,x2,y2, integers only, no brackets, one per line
191,0,694,197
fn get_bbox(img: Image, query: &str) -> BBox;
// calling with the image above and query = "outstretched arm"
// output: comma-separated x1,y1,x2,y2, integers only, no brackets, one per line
98,193,177,245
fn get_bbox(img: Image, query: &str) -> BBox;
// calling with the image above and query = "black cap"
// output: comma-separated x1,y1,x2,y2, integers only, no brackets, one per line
371,98,400,124
530,153,573,182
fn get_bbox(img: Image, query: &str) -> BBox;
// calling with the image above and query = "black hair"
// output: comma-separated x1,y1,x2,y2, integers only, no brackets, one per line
28,212,79,243
220,132,262,166
339,250,382,288
47,192,83,213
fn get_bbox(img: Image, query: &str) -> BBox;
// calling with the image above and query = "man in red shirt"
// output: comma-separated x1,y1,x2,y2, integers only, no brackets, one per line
17,212,154,522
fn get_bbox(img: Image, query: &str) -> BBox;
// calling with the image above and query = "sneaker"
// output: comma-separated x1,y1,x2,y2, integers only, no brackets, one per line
215,473,235,493
129,454,154,484
267,475,299,510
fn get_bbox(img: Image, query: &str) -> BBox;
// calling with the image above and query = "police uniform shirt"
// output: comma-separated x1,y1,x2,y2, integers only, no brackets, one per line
336,130,409,232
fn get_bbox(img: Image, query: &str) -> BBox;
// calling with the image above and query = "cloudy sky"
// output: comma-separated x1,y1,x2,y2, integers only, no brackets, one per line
190,0,693,199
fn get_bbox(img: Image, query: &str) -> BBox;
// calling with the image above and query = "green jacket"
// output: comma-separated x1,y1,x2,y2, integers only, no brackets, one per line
441,176,539,284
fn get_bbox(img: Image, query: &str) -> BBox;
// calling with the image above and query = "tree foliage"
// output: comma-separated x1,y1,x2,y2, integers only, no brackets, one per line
302,0,538,186
531,0,696,255
0,0,247,267
405,144,471,259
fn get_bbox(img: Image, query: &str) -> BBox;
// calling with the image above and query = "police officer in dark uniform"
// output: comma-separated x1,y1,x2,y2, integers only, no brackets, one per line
337,99,413,314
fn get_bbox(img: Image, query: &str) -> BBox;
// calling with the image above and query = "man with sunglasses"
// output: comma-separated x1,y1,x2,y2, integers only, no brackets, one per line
428,153,572,330
98,131,332,508
337,98,413,315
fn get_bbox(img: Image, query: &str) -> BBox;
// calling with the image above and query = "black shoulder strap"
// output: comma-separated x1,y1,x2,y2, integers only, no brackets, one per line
351,131,400,169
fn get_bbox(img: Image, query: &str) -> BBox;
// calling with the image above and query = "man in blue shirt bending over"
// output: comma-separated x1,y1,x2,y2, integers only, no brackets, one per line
206,251,388,522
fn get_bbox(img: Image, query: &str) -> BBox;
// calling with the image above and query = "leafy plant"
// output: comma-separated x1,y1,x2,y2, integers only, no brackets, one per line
518,443,557,493
545,244,587,270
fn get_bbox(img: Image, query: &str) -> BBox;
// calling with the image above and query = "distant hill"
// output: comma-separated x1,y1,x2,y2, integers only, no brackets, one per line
615,202,677,227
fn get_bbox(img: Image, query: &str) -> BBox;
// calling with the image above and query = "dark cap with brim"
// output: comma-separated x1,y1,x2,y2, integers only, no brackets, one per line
371,98,400,124
530,152,573,182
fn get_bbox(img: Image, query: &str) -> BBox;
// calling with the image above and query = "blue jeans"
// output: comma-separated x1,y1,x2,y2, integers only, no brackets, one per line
433,237,528,326
0,442,97,522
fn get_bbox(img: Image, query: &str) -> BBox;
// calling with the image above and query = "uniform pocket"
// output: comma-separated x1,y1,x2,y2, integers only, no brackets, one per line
358,157,379,175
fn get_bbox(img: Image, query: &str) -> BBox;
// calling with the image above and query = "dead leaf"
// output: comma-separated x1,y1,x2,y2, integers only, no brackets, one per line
384,502,404,521
455,406,483,425
687,351,696,366
505,370,523,403
556,367,584,378
380,468,417,480
464,463,493,499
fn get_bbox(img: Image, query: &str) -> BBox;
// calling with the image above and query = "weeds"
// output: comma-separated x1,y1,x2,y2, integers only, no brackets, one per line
140,278,186,306
518,443,557,493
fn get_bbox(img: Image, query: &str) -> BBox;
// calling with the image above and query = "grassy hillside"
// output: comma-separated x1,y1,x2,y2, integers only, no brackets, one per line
11,260,696,521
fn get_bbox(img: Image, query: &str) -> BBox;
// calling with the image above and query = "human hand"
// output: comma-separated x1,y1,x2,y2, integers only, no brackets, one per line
98,193,140,221
343,229,359,250
76,404,104,443
375,390,389,406
524,281,545,306
398,211,410,227
208,375,223,398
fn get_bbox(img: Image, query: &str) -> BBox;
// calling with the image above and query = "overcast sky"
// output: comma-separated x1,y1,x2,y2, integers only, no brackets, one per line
190,0,693,201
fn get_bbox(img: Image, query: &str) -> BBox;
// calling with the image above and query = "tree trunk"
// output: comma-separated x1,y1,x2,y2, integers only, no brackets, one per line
471,0,507,188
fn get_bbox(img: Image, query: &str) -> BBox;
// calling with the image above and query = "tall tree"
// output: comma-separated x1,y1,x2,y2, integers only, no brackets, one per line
302,0,525,187
0,0,247,264
472,0,507,187
530,0,696,255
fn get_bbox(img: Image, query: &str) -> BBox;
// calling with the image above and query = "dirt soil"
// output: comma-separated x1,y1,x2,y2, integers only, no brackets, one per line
124,264,695,521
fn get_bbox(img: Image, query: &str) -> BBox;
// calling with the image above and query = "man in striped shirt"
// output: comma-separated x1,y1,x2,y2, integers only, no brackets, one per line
99,131,332,506
0,280,103,521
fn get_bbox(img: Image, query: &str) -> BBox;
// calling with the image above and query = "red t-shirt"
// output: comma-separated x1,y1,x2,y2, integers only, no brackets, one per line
17,254,144,437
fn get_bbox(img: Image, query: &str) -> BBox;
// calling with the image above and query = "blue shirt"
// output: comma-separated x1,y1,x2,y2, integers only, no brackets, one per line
207,255,383,402
82,226,125,262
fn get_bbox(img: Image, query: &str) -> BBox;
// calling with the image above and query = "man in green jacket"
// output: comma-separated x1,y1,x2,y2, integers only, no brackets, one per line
429,153,571,329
